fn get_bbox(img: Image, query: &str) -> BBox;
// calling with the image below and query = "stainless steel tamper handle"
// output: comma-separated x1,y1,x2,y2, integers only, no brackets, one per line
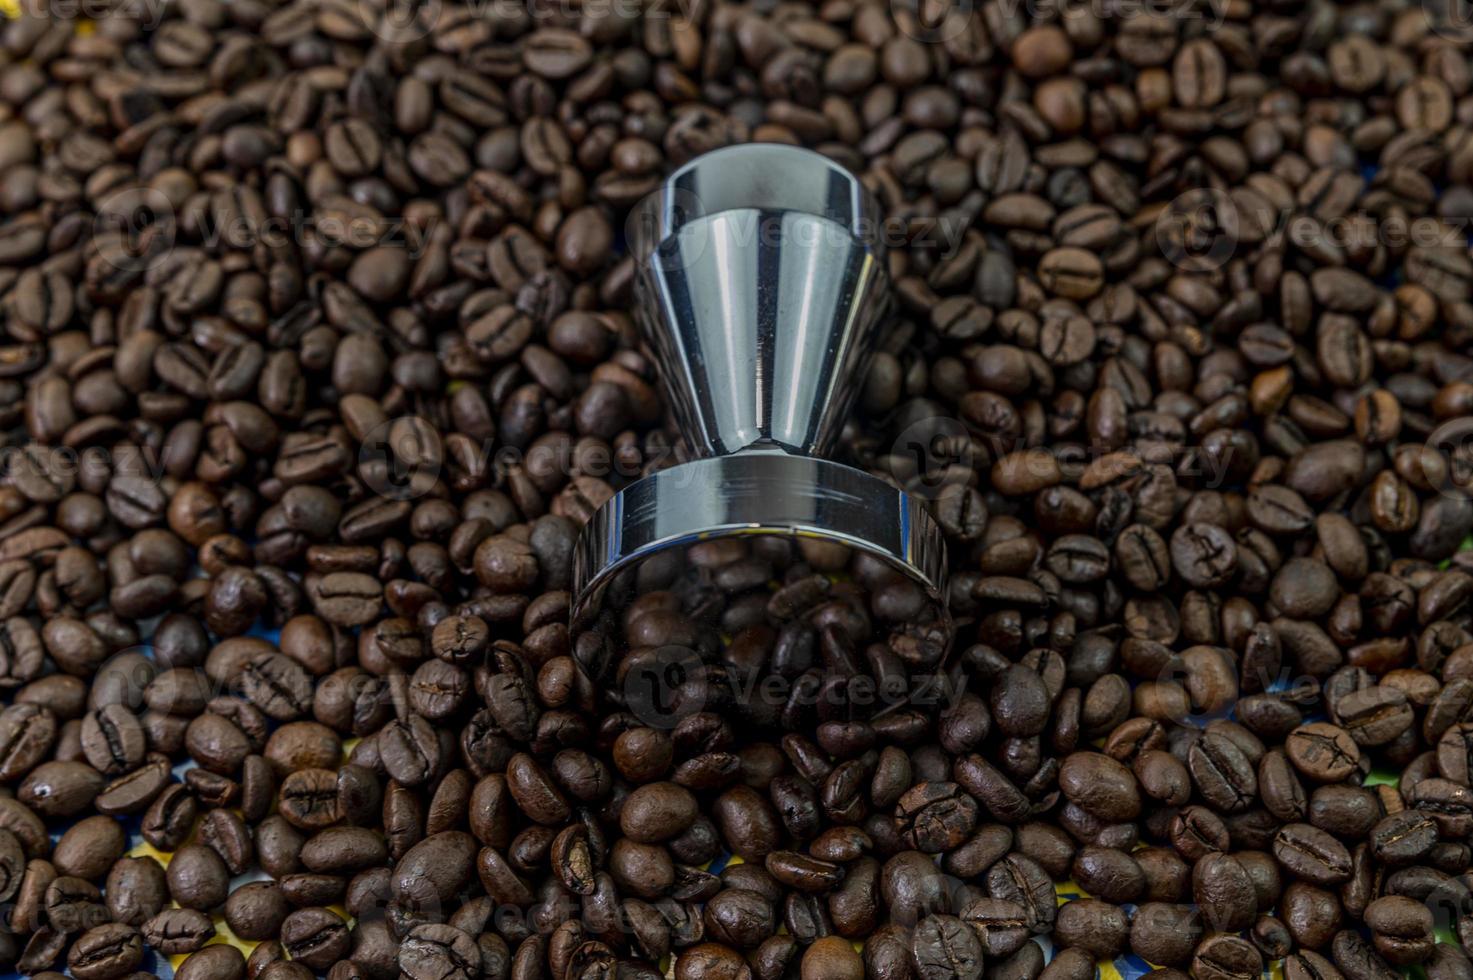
572,144,949,640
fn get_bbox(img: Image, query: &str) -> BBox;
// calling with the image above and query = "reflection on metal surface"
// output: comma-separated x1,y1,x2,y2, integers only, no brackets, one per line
573,454,948,630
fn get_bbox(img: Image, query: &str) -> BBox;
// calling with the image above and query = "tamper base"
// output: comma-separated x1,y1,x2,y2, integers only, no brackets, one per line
571,453,948,629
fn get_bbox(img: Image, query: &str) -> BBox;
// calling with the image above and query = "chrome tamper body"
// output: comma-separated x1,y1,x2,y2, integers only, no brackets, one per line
570,144,951,707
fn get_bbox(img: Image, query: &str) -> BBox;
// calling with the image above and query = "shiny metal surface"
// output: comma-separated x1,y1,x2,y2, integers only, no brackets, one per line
630,142,887,261
640,210,888,457
571,453,948,627
632,145,891,458
573,144,949,643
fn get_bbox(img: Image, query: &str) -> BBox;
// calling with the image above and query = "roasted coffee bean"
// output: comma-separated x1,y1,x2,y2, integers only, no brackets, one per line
67,922,143,980
379,714,442,787
961,896,1031,957
704,887,777,948
176,944,247,980
1059,752,1140,821
1286,724,1361,782
1333,929,1400,980
167,844,231,911
1364,895,1434,965
0,703,56,781
278,768,341,829
1369,810,1439,865
1338,687,1414,747
19,760,105,818
0,831,30,906
1130,903,1202,966
1274,824,1354,885
44,875,107,933
1073,846,1145,904
239,654,314,722
279,906,351,970
1192,853,1256,931
987,854,1057,933
1054,898,1129,957
1169,523,1238,589
1193,935,1263,980
80,705,145,776
1308,785,1378,837
140,783,197,851
143,907,216,955
392,831,478,913
1188,733,1258,813
1281,880,1341,950
912,913,983,980
1426,945,1473,980
53,816,126,882
400,923,482,980
894,782,978,853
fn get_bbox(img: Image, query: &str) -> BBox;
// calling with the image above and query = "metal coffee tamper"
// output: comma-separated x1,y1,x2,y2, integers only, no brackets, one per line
571,144,950,663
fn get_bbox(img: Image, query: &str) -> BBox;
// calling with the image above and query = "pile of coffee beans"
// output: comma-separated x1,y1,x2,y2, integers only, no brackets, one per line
2,0,1473,979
